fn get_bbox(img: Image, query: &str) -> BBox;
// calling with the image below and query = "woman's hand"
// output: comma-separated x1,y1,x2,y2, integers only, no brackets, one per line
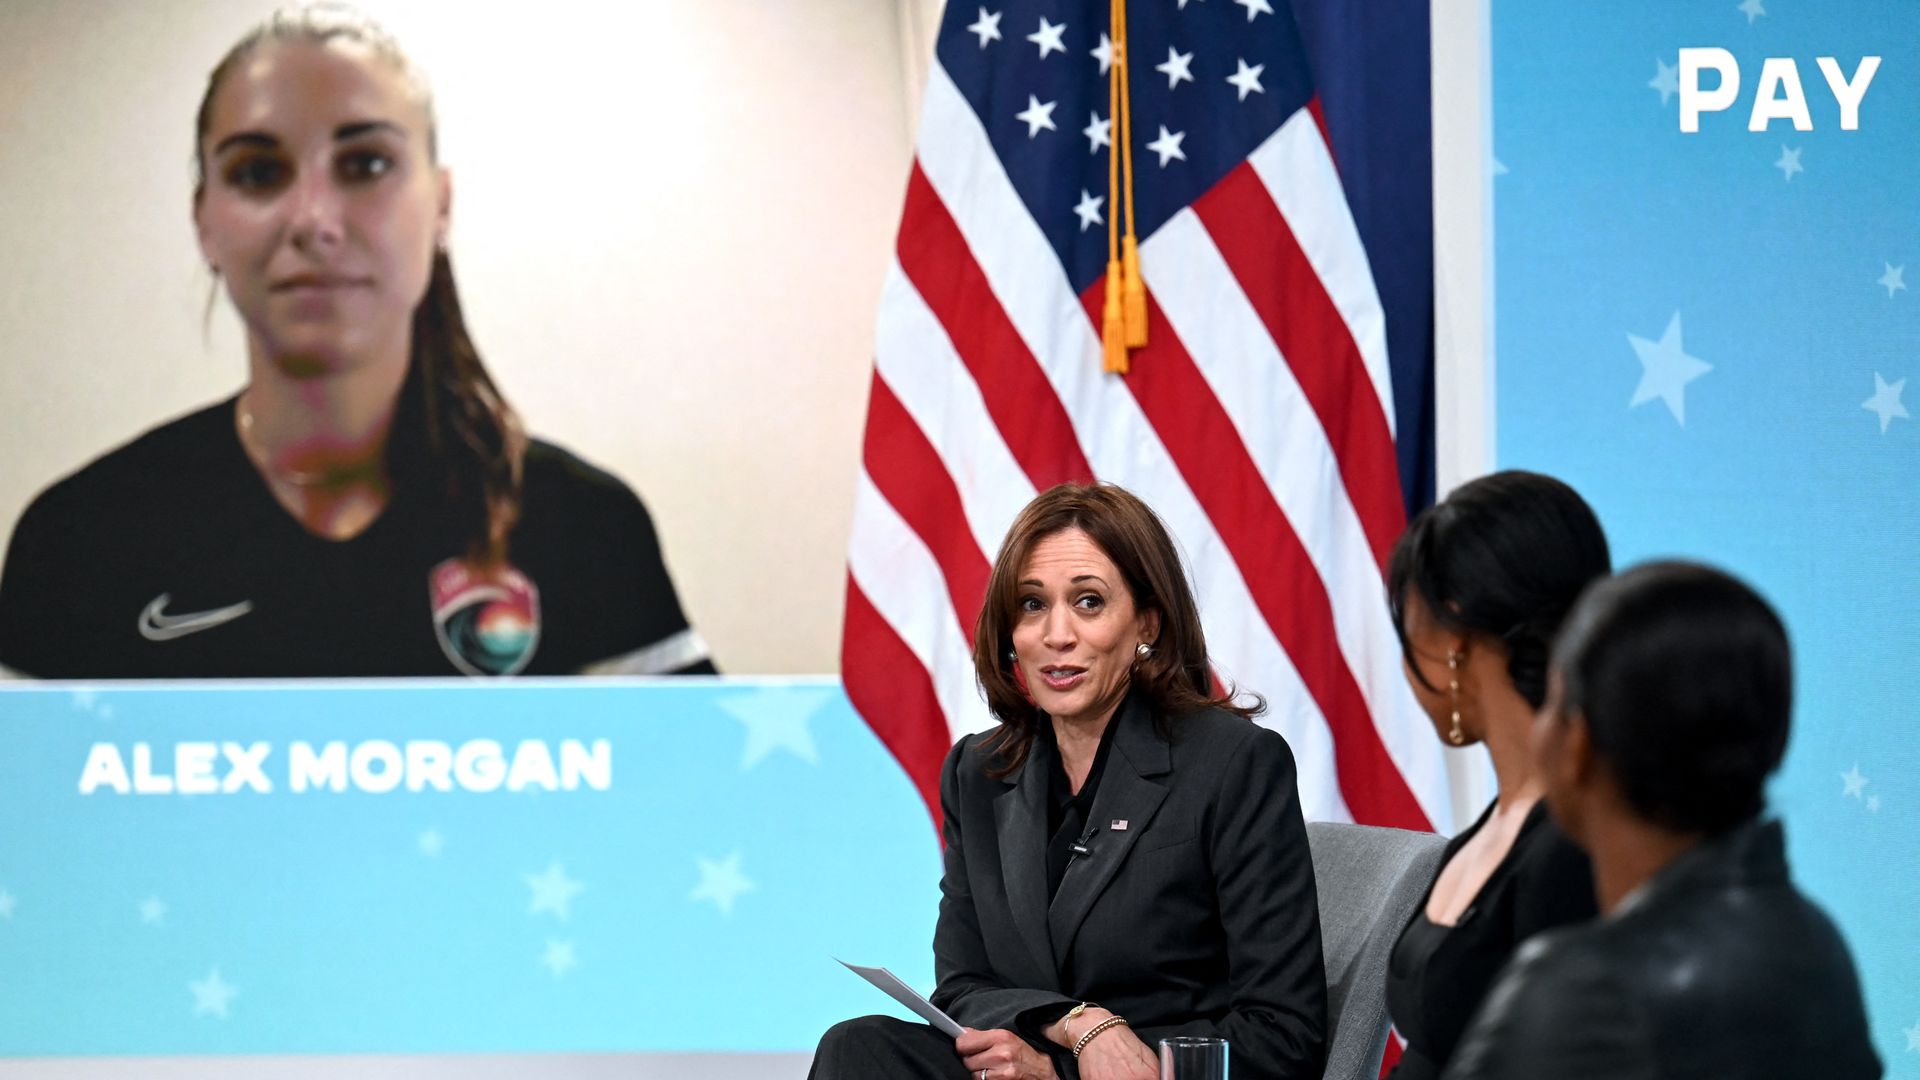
955,1027,1060,1080
1072,1023,1158,1080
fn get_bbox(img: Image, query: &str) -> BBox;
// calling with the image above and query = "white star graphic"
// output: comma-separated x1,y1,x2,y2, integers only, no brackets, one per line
1738,0,1765,23
1903,1020,1920,1051
1155,46,1195,90
1775,145,1803,181
0,888,15,920
524,860,585,921
690,852,756,917
1016,95,1058,138
1867,794,1882,813
719,686,829,769
540,939,577,978
1091,33,1114,75
140,896,167,925
1841,764,1869,799
1862,373,1909,434
967,7,1001,48
418,827,444,857
1226,58,1266,102
1650,58,1679,104
1147,125,1187,167
1235,0,1275,20
1074,189,1105,232
190,968,238,1019
1083,111,1112,153
1178,0,1205,8
1627,312,1712,425
1878,263,1906,297
1027,17,1067,60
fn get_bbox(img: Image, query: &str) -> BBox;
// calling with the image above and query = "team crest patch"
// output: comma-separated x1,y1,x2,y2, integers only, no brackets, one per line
429,558,542,677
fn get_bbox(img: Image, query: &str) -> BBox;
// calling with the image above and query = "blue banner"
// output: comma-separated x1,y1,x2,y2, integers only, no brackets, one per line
0,680,940,1056
1493,2,1920,1071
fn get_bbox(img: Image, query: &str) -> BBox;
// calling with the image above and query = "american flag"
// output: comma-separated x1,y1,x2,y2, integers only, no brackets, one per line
842,0,1453,836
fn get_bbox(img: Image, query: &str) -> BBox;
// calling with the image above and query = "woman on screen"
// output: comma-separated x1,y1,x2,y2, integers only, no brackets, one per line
1442,562,1880,1079
1381,471,1607,1080
0,3,711,679
812,482,1326,1080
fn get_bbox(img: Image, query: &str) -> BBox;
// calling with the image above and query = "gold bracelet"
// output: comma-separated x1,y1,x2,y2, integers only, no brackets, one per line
1060,1001,1097,1043
1071,1015,1128,1058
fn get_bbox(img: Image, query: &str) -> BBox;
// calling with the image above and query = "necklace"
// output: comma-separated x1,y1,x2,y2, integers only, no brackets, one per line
235,399,340,488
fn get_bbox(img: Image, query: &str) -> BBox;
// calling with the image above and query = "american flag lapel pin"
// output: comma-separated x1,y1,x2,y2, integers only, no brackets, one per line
1110,819,1128,831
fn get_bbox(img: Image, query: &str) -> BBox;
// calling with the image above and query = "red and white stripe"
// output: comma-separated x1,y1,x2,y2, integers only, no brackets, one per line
845,62,1454,834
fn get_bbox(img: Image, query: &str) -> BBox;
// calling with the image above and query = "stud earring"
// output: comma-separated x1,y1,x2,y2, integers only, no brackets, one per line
1136,642,1153,659
1446,650,1465,745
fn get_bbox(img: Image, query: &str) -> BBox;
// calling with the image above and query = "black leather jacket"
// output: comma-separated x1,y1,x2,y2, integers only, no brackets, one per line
1442,818,1881,1080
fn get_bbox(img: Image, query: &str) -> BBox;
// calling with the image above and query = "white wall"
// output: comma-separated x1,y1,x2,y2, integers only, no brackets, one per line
0,0,926,674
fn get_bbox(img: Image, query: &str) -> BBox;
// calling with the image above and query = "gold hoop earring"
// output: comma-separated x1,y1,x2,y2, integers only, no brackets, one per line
1447,650,1465,745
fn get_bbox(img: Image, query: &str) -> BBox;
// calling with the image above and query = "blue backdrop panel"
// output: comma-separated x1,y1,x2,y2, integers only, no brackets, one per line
0,680,940,1056
1493,1,1920,1072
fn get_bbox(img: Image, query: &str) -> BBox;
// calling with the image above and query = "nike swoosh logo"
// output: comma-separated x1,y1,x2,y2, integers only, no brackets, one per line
138,594,254,642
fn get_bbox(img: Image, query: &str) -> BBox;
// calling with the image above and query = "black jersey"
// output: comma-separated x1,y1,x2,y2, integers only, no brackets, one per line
0,398,713,679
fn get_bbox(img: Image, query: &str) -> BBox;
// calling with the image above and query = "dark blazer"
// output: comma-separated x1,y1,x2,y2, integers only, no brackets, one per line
929,693,1328,1080
1442,819,1882,1080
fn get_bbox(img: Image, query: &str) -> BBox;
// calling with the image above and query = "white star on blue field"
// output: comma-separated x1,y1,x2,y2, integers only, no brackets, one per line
966,7,1000,49
524,860,585,921
1841,765,1869,800
540,939,577,978
189,968,238,1019
1861,374,1909,434
1627,312,1712,425
1774,145,1804,181
690,853,756,916
1649,57,1678,104
720,686,829,770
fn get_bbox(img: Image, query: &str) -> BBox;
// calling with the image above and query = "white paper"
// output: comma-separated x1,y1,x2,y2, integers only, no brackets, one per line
835,959,964,1037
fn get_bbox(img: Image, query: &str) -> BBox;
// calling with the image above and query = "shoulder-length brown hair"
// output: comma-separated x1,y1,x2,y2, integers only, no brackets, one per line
973,482,1259,773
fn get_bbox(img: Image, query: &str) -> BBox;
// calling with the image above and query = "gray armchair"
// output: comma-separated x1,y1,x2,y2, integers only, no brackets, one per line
1306,821,1447,1080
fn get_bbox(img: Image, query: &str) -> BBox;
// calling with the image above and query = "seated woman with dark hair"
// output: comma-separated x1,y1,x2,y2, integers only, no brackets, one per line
812,482,1326,1080
1443,562,1882,1080
1383,470,1606,1080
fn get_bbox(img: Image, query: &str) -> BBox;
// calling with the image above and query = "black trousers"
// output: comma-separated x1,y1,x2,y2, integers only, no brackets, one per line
809,1015,980,1079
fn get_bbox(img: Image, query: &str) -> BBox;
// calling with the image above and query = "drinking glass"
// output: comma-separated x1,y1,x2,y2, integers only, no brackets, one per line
1158,1035,1228,1080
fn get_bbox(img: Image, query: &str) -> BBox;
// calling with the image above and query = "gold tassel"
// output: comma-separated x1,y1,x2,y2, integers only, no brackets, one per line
1121,235,1147,348
1102,265,1128,374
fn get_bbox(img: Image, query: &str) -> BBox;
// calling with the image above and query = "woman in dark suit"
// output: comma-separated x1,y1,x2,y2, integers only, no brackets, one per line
1444,562,1881,1079
1382,472,1608,1079
813,482,1327,1080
